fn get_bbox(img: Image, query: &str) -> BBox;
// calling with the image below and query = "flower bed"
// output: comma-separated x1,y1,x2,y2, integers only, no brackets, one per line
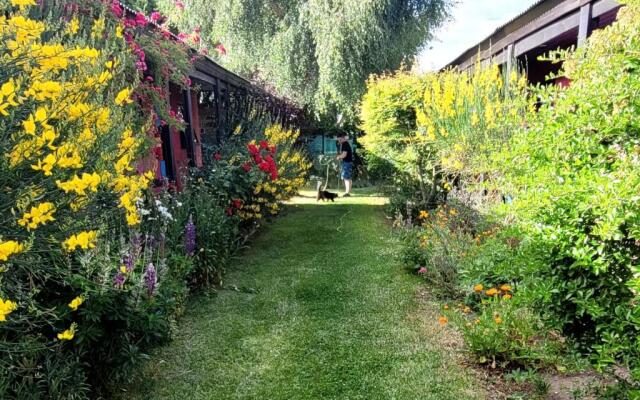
362,0,640,391
0,1,309,397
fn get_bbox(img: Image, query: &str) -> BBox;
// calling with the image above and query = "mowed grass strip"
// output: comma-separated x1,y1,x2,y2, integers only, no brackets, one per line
121,190,483,400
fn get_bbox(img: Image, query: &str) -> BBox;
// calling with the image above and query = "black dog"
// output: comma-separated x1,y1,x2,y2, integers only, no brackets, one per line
316,182,338,202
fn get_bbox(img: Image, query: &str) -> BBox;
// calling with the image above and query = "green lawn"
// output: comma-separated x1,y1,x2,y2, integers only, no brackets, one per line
120,190,482,400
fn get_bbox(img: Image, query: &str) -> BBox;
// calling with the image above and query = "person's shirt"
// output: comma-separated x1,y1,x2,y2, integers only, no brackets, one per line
340,141,353,163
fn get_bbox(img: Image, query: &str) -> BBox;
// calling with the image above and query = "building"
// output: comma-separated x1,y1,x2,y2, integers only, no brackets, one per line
445,0,622,85
119,2,302,191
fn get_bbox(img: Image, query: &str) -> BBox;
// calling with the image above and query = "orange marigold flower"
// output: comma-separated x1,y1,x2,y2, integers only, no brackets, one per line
494,316,503,324
485,288,499,297
473,284,484,293
503,294,513,300
500,284,512,292
438,316,448,326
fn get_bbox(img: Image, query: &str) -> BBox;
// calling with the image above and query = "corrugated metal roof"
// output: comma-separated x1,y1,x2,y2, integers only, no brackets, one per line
444,0,549,68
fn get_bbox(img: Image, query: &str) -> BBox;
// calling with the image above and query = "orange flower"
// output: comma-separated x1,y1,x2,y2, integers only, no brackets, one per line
474,319,481,325
473,284,484,293
500,284,512,292
443,305,449,310
494,316,503,324
463,306,471,314
485,288,499,297
438,316,448,326
503,294,513,300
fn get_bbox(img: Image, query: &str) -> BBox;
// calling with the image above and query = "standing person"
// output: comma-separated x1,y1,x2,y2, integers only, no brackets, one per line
336,133,353,197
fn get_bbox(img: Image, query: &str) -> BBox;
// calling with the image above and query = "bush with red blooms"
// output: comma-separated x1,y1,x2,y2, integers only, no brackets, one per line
248,141,279,181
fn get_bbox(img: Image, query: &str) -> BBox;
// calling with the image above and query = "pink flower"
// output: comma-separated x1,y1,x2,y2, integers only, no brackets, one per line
214,153,222,161
135,12,148,26
150,11,162,22
177,32,188,41
175,1,185,10
161,29,172,39
418,267,427,275
111,1,123,18
215,43,227,56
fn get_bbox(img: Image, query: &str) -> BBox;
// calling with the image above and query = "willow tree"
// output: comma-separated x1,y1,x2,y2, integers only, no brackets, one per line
156,0,451,125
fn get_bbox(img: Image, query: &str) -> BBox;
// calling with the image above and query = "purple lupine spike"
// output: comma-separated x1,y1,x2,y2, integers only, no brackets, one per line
122,254,134,273
185,216,196,256
130,234,142,258
144,263,157,295
114,272,126,288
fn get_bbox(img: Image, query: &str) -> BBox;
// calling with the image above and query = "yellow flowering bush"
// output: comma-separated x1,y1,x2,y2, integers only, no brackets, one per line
360,64,532,209
0,1,158,396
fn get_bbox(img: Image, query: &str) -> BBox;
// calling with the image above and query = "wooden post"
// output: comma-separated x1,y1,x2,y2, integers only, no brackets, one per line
578,1,593,46
182,88,196,168
214,77,222,144
505,43,515,88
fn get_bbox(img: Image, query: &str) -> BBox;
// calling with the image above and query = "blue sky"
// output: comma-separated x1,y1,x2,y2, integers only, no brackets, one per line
418,0,538,71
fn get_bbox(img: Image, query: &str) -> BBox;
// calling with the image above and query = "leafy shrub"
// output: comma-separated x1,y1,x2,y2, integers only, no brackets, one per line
446,297,564,369
360,65,531,212
491,0,640,372
368,0,640,380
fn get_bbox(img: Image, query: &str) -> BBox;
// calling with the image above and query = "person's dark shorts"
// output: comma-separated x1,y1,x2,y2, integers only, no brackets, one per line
341,162,353,180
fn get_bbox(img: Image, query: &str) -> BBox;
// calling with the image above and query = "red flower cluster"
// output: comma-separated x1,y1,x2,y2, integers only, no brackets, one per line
226,199,243,216
247,142,278,180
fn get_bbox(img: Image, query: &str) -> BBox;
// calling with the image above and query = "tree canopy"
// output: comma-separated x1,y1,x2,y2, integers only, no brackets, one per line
156,0,452,125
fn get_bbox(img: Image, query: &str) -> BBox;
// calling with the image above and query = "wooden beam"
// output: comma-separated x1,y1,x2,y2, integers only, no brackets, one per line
578,3,593,45
513,11,580,57
455,0,621,70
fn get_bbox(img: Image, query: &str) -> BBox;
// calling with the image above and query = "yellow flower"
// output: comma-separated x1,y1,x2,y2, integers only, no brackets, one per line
56,173,101,196
115,25,123,39
0,298,18,322
119,265,127,274
11,0,36,9
503,294,513,300
473,284,484,293
114,88,133,105
31,154,57,176
18,202,56,230
67,18,80,35
68,296,84,311
0,240,24,262
57,324,76,341
63,231,97,252
126,212,141,226
494,316,503,325
418,210,429,220
500,284,512,292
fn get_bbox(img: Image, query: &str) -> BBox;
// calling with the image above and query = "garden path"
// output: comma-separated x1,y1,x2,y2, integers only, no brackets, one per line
122,190,482,400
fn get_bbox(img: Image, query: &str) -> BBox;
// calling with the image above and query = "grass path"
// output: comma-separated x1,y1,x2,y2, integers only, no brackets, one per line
122,191,483,400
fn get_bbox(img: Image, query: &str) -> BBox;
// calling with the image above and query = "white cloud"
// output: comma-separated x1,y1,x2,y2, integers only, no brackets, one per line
418,0,538,72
